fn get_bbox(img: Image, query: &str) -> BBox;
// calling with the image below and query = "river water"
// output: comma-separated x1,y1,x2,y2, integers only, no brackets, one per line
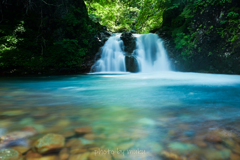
0,71,240,159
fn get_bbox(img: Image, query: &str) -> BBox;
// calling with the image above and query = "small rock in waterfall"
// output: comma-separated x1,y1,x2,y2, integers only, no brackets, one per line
120,31,136,54
125,56,139,72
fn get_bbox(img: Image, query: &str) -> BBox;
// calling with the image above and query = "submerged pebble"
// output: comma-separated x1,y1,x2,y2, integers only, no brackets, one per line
168,142,198,155
138,118,156,126
0,148,22,160
204,149,231,160
205,134,222,143
33,133,65,154
0,76,239,160
75,127,92,135
160,150,185,160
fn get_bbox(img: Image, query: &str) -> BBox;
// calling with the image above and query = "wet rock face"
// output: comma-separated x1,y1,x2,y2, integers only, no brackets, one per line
125,56,139,72
120,32,136,55
91,31,112,64
120,32,138,72
93,31,112,49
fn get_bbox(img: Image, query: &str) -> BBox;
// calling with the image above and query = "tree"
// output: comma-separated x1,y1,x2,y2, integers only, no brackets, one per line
0,0,99,72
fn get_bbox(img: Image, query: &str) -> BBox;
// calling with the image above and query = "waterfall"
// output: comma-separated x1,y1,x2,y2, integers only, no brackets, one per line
135,33,171,72
90,33,171,73
90,35,126,72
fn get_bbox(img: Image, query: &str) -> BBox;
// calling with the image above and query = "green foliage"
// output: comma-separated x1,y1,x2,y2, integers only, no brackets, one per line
85,0,141,32
194,0,232,6
219,9,240,45
160,0,240,74
0,21,26,67
1,0,239,74
180,6,194,19
162,0,240,63
133,0,166,33
52,39,87,67
85,0,168,33
227,11,239,19
85,0,235,33
174,32,195,60
0,0,98,71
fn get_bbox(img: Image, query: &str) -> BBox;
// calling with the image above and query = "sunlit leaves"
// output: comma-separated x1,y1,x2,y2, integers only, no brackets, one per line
0,21,25,57
85,0,166,33
85,0,140,32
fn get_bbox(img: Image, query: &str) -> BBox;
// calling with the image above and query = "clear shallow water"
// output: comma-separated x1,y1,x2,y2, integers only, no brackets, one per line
0,71,240,159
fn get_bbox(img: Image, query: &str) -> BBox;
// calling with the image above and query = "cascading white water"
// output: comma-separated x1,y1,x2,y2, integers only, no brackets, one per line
135,33,171,72
90,33,171,72
90,35,126,72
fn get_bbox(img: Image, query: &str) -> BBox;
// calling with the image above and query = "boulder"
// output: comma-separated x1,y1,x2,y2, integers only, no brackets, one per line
125,56,139,72
120,32,136,54
120,32,139,72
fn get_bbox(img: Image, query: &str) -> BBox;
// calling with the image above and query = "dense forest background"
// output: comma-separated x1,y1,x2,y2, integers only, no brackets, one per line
0,0,240,75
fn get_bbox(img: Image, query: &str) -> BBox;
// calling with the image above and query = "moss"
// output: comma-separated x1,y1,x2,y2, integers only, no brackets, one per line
159,0,240,74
